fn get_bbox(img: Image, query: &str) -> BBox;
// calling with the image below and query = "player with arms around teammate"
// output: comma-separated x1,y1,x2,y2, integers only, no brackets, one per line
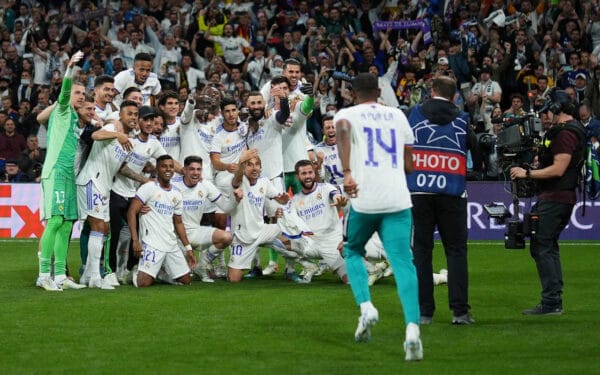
335,73,422,361
36,51,89,291
288,160,349,283
172,156,235,283
127,155,196,287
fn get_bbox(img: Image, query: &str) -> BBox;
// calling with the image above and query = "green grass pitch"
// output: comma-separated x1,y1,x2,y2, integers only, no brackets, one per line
1,239,599,374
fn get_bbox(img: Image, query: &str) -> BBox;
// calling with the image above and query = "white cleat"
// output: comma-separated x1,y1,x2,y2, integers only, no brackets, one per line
59,278,87,290
368,269,384,286
314,261,329,277
194,252,215,282
433,272,447,285
383,266,394,278
89,277,115,290
36,276,62,292
355,306,379,342
404,322,423,361
404,339,423,361
117,270,130,285
301,262,319,283
103,272,120,287
262,261,279,276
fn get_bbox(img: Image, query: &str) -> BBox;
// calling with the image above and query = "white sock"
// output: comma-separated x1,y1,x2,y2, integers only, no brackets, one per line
39,272,51,278
54,274,66,284
406,322,420,342
87,232,105,279
285,258,296,273
360,301,375,315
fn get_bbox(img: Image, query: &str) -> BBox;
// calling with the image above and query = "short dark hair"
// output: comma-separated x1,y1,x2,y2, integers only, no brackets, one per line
431,76,456,100
283,58,301,71
94,75,114,88
351,73,378,99
220,96,237,111
321,115,334,124
158,90,178,106
294,159,314,174
134,52,153,63
123,86,142,99
184,155,203,166
156,154,173,165
120,100,139,111
270,75,291,87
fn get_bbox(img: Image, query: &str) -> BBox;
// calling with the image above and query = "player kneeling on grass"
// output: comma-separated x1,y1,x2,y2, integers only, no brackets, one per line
284,159,349,283
127,155,196,287
171,155,236,283
228,155,302,283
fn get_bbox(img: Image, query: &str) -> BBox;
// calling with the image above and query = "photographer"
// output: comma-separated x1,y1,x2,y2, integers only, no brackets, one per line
510,91,586,316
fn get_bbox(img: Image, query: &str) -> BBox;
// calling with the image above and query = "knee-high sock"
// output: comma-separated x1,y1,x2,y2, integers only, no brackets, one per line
39,216,63,274
86,231,105,279
268,248,278,263
345,246,371,305
53,220,73,277
79,221,90,267
116,226,131,274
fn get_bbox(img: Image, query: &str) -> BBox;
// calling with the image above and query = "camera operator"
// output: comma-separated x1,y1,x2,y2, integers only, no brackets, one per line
509,92,586,316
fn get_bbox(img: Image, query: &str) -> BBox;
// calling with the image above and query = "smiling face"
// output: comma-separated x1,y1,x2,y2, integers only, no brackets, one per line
95,82,115,105
322,118,336,144
243,157,262,183
183,161,203,186
120,104,139,132
296,164,316,191
246,94,264,119
283,63,301,90
156,157,175,185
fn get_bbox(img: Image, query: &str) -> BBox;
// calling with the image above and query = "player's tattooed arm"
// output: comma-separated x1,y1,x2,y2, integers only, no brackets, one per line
119,164,151,184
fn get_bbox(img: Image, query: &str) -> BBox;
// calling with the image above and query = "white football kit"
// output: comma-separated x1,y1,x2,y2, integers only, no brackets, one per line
159,117,181,163
180,101,218,182
76,123,130,221
282,97,311,173
135,181,189,279
113,68,161,107
315,141,344,187
333,103,414,213
210,123,247,191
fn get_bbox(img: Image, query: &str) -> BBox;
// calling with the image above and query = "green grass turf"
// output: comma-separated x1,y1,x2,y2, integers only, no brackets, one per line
1,239,599,374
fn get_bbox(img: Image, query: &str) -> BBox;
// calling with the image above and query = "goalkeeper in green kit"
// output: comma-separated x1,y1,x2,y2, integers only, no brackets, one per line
36,51,88,291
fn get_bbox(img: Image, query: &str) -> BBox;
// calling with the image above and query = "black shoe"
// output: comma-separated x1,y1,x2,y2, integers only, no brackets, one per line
243,266,263,279
420,316,433,325
522,304,563,316
452,313,475,325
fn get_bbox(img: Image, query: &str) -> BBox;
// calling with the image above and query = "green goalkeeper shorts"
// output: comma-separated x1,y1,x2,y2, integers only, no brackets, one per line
41,169,78,221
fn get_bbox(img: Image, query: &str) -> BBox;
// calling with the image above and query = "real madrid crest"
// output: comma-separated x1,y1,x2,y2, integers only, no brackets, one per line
198,190,204,197
259,187,264,194
316,192,322,200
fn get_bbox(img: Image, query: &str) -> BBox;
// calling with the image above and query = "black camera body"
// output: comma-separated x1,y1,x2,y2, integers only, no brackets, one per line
484,203,539,250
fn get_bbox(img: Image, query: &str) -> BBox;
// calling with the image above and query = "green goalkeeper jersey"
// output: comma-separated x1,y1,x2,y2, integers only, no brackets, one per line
41,77,79,179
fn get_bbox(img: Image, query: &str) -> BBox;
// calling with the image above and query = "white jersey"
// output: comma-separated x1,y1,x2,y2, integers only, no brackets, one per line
230,176,282,244
291,183,343,239
113,68,161,107
315,141,344,186
112,135,166,198
282,97,310,172
180,102,218,179
94,103,117,122
210,123,247,166
76,123,129,195
171,179,223,230
333,103,414,213
159,117,181,162
135,181,183,252
246,113,284,179
213,36,250,65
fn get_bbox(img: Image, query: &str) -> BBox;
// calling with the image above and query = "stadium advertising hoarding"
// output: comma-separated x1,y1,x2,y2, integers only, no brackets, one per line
1,182,599,239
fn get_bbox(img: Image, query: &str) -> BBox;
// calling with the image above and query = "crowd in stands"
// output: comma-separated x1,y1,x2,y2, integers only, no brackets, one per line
1,0,600,183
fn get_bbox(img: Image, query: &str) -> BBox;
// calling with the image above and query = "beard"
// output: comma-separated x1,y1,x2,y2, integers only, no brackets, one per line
250,107,264,120
300,178,314,190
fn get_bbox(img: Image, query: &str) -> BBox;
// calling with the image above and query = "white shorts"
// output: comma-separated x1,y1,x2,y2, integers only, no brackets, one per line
293,233,345,273
228,224,281,270
138,242,190,279
179,226,216,251
77,181,110,222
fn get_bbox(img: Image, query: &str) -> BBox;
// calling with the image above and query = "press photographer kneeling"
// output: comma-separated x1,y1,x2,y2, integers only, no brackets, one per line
509,91,586,316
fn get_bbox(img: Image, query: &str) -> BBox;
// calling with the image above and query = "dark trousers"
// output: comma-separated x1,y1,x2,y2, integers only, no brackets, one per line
530,199,574,308
412,194,470,317
108,191,131,272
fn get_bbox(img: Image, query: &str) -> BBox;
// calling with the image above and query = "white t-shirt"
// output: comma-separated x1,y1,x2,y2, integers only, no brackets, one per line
135,181,183,252
112,135,166,198
246,114,284,179
315,141,344,186
213,36,250,65
159,117,181,163
171,179,222,230
33,53,49,86
282,98,310,172
230,176,282,244
333,103,414,213
210,124,247,165
291,182,342,237
95,103,116,122
113,68,161,107
76,123,130,195
180,109,218,181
